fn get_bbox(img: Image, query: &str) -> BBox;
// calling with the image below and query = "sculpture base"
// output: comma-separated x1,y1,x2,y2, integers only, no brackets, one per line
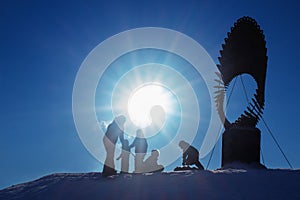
222,127,261,167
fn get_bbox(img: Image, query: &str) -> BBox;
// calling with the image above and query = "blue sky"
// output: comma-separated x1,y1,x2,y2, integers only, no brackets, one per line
1,0,300,189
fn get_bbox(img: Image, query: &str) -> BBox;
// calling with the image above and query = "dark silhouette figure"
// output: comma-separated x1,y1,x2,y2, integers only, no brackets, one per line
102,115,126,177
129,129,148,173
116,139,130,173
143,149,164,173
179,140,204,170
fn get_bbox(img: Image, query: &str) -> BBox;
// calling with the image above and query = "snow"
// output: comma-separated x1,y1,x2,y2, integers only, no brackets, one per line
1,168,300,200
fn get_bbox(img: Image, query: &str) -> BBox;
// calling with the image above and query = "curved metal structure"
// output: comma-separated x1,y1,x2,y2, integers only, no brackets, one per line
215,16,268,129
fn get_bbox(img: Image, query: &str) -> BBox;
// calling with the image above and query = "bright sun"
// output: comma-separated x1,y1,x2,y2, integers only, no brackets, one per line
128,83,173,128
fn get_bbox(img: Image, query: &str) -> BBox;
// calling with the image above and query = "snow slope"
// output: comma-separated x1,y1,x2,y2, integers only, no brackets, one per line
1,169,299,200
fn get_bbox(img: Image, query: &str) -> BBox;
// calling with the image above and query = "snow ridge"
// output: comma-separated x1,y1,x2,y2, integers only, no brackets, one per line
1,169,300,200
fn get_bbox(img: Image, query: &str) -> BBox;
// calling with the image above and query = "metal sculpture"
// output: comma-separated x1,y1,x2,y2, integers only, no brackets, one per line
215,16,268,167
215,16,268,129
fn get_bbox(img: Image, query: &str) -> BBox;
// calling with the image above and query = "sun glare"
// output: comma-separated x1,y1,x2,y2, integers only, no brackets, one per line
128,83,173,128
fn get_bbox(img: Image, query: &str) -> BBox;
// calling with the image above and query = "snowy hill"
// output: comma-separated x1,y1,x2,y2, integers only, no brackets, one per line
1,169,299,200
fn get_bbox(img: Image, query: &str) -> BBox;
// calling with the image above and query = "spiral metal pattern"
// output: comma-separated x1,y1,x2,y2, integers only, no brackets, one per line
215,16,268,129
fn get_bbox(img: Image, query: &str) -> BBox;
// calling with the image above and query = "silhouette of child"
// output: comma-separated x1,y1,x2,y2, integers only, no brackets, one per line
179,140,204,170
143,149,164,173
116,140,130,173
129,129,148,173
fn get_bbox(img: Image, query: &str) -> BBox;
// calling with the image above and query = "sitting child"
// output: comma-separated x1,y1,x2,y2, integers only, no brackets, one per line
178,140,204,170
143,149,164,173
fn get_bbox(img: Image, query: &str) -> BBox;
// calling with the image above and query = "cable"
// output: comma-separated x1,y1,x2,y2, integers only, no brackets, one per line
261,117,293,169
239,75,293,169
240,75,249,103
206,77,238,169
226,77,238,108
260,148,265,165
205,125,222,170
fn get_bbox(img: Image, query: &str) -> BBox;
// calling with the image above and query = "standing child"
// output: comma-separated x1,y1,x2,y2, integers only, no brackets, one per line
116,139,130,173
129,129,148,173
